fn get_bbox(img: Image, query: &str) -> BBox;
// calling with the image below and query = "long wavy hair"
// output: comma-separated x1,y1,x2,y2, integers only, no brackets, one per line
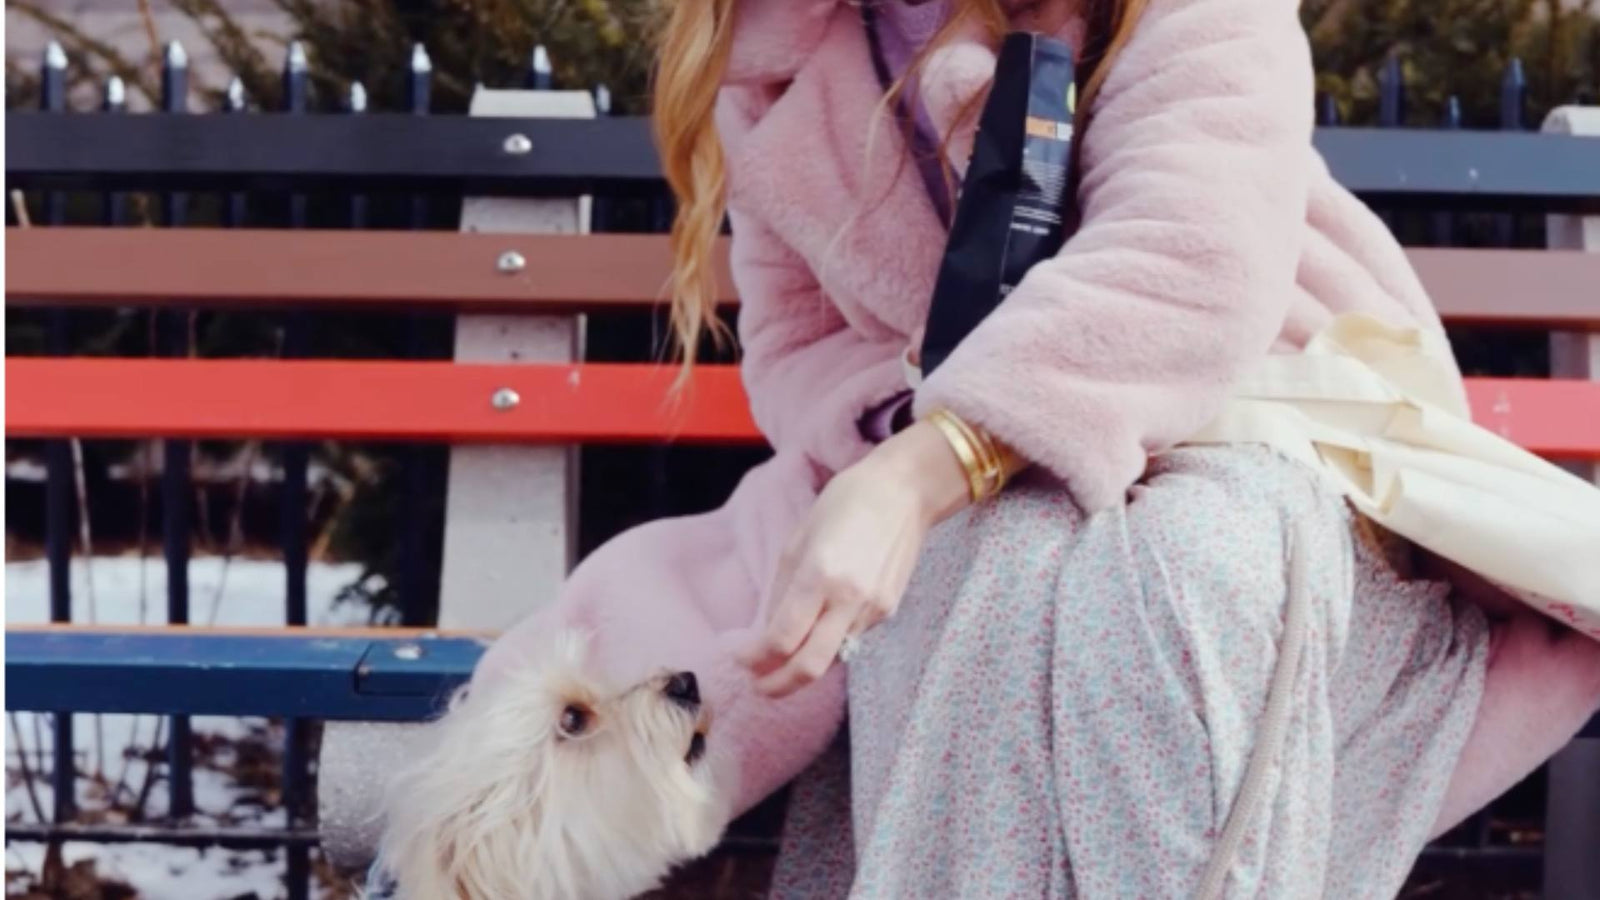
652,0,1149,372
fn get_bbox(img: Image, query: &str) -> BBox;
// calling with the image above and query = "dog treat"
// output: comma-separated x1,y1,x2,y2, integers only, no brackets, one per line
919,32,1079,376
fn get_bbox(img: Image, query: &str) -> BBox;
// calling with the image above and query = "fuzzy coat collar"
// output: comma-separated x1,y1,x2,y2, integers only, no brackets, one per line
726,0,841,86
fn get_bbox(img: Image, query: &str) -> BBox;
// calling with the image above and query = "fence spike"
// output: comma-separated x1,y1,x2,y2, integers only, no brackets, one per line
221,77,248,223
408,44,431,113
162,43,188,112
347,81,368,114
38,62,63,119
1500,57,1526,130
1315,93,1338,126
40,41,66,114
283,42,309,112
1378,55,1404,127
104,75,126,111
224,77,245,112
528,45,553,89
1441,95,1462,129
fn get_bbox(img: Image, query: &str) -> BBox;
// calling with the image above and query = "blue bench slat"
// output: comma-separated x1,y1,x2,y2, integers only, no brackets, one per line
4,630,482,721
5,628,1595,736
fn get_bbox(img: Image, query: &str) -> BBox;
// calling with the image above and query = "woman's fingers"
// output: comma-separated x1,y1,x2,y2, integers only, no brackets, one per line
755,601,859,697
849,599,887,636
739,560,825,676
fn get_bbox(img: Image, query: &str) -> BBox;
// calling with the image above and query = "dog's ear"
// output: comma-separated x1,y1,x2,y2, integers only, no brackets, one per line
552,627,593,670
377,667,564,899
471,618,595,692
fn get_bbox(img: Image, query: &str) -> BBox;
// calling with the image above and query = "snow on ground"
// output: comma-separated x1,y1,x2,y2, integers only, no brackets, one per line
6,556,370,899
5,555,370,629
5,840,293,900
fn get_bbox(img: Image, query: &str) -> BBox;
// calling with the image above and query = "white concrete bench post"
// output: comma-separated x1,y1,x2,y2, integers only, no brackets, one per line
318,85,594,870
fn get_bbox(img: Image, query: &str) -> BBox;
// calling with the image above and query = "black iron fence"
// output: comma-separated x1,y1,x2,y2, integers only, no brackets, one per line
5,35,1597,900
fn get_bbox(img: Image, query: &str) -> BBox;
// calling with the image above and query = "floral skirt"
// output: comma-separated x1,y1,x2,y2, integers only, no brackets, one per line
770,445,1489,899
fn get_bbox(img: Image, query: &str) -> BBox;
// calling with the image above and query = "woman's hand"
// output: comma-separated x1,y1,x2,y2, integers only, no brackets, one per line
739,419,972,697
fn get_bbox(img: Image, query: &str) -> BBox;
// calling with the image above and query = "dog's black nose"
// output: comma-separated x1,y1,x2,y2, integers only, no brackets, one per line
664,671,700,708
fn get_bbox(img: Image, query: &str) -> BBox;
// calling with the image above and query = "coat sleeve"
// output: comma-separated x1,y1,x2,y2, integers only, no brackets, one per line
719,92,908,474
913,0,1316,513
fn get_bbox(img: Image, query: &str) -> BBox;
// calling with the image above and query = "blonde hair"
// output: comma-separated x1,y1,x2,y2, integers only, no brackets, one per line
652,0,1149,371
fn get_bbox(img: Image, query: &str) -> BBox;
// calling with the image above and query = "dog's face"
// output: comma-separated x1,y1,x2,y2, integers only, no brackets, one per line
535,665,720,872
376,633,728,900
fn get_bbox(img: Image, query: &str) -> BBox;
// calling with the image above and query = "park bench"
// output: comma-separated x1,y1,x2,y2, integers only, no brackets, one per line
6,79,1598,897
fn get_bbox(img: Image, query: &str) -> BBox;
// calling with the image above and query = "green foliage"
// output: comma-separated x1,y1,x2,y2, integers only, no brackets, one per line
11,0,1594,123
1304,0,1600,126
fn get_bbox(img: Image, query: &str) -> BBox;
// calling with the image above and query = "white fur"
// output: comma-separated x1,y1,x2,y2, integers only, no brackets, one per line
373,631,728,900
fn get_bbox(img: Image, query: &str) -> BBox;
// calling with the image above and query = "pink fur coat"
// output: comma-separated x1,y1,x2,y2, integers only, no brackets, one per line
477,0,1600,843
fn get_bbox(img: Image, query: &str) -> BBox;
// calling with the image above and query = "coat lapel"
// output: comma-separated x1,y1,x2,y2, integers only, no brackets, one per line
722,1,1086,339
725,5,947,340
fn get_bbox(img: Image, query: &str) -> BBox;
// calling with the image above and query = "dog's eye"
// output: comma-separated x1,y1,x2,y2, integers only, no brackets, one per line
558,705,590,738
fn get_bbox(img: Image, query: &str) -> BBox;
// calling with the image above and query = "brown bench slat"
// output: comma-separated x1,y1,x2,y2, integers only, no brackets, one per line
4,227,736,312
8,228,1596,328
1405,247,1600,328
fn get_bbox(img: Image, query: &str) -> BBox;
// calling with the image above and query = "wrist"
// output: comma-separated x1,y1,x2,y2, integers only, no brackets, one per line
861,419,973,525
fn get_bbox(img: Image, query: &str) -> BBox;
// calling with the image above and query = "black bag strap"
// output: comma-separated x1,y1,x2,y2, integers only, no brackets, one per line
859,0,1116,234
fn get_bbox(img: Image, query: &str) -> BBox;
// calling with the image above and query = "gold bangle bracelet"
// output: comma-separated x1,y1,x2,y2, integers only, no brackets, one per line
944,413,1003,498
928,409,1008,502
943,411,1007,497
927,410,989,502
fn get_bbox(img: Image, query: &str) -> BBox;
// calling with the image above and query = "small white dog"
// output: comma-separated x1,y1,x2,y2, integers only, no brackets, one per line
373,632,728,900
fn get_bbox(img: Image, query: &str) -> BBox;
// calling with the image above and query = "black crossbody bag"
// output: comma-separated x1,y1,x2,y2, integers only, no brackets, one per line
861,3,1104,377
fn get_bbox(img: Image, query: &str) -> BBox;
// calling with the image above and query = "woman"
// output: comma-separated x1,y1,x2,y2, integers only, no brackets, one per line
661,0,1600,896
381,0,1600,896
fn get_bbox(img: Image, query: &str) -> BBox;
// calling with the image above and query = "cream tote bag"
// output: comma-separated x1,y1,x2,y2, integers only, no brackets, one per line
1190,313,1600,642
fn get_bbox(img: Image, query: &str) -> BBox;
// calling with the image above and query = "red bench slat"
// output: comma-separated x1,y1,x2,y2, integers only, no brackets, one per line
5,359,760,445
7,358,1598,458
1465,378,1600,458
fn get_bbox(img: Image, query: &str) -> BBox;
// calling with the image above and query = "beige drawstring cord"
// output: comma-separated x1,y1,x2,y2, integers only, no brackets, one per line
1194,521,1314,900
